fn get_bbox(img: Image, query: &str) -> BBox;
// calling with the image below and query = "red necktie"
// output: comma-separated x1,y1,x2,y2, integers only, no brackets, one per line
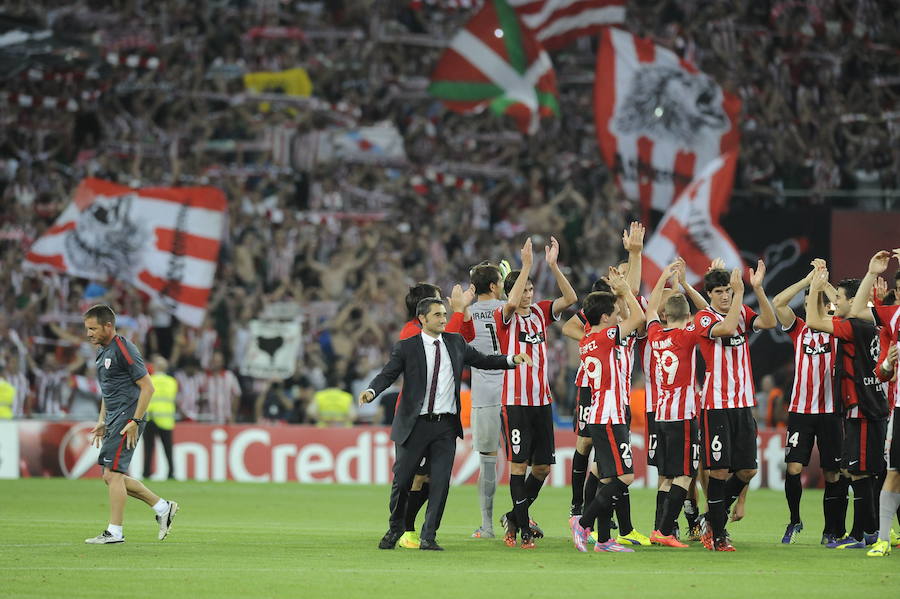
427,339,440,414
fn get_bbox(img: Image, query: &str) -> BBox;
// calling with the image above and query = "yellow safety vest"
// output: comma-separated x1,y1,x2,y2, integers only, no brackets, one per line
148,373,178,430
0,379,14,419
313,388,353,427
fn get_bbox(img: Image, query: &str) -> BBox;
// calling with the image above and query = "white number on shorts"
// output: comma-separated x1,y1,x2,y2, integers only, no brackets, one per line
579,405,589,424
510,429,521,444
648,434,658,450
657,350,680,386
692,444,701,460
619,442,632,460
710,435,723,452
787,431,799,448
584,356,603,384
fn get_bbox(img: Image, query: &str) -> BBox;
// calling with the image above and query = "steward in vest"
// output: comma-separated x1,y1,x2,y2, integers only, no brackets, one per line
143,355,178,479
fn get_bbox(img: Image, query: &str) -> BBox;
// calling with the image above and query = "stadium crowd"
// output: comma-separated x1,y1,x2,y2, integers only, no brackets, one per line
0,0,898,425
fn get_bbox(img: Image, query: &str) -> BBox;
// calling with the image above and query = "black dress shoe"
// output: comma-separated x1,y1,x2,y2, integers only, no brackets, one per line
419,539,444,551
378,529,403,549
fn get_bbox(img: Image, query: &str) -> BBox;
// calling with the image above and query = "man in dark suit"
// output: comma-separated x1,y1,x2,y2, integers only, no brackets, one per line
360,297,532,551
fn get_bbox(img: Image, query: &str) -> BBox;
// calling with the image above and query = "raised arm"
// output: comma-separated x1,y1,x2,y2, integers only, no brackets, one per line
646,261,679,323
719,269,746,334
502,238,533,320
805,268,834,334
749,259,777,330
546,236,578,317
609,268,645,338
772,269,815,329
562,313,586,341
675,258,709,310
622,222,645,294
851,250,891,321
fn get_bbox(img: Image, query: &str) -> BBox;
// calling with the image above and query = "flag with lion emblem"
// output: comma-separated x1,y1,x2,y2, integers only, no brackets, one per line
594,27,741,219
25,178,226,327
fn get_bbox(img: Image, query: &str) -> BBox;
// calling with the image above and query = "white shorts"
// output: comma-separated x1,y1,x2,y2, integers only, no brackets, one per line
471,405,502,453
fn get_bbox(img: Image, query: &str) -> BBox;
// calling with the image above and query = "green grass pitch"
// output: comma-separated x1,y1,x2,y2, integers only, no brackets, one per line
1,479,897,598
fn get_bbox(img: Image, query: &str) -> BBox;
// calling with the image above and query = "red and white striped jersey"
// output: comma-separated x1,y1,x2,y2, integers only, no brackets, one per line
494,300,559,406
647,320,701,421
873,304,900,408
784,317,837,414
580,325,628,424
637,336,659,413
205,369,242,424
695,305,758,410
175,371,205,420
574,296,646,394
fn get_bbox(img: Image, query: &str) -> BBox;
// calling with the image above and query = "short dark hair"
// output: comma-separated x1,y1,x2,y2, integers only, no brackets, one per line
665,293,691,321
504,270,529,296
836,278,861,299
591,279,612,293
471,263,501,295
582,292,617,326
405,282,441,319
83,304,116,326
416,297,444,318
703,269,730,293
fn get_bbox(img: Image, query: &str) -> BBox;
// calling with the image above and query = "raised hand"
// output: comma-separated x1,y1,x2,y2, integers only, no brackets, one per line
868,250,891,275
606,266,629,296
730,267,745,295
545,235,560,268
463,284,476,305
810,267,829,291
521,237,533,269
708,258,726,272
622,221,645,253
875,277,888,301
749,259,766,288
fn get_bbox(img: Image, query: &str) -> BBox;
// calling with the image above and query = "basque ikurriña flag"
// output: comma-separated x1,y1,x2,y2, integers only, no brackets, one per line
594,27,741,220
428,0,559,134
25,178,226,327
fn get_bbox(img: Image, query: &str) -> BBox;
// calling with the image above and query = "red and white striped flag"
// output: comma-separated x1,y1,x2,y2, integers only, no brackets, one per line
509,0,625,51
642,151,743,289
594,27,740,219
25,178,226,327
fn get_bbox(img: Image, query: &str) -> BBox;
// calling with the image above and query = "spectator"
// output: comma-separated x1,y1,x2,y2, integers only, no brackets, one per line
307,374,356,427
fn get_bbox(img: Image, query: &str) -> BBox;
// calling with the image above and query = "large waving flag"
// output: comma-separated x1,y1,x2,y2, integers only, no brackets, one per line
428,0,559,134
509,0,626,51
595,27,740,219
642,151,743,289
25,178,226,327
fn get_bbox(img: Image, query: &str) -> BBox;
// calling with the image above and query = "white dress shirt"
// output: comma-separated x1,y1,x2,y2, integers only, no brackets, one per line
421,331,455,415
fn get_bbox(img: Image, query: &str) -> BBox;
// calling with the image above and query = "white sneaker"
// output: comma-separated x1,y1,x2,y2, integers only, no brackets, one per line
85,530,124,544
156,501,179,540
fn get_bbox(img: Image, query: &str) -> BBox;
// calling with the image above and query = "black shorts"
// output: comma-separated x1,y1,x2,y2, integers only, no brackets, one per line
889,413,900,471
501,404,556,465
588,422,633,479
784,412,843,470
97,411,146,474
700,407,758,471
574,387,592,438
656,419,700,479
842,418,887,475
646,411,658,467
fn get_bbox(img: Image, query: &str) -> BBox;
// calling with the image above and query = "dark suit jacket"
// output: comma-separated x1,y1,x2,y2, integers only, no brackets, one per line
368,332,514,444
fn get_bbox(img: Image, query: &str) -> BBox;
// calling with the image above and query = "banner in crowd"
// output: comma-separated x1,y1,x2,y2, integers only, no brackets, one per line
241,320,303,380
293,122,407,169
510,0,626,51
24,178,227,327
428,0,559,135
594,27,741,219
642,151,742,289
11,420,799,489
243,67,312,97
